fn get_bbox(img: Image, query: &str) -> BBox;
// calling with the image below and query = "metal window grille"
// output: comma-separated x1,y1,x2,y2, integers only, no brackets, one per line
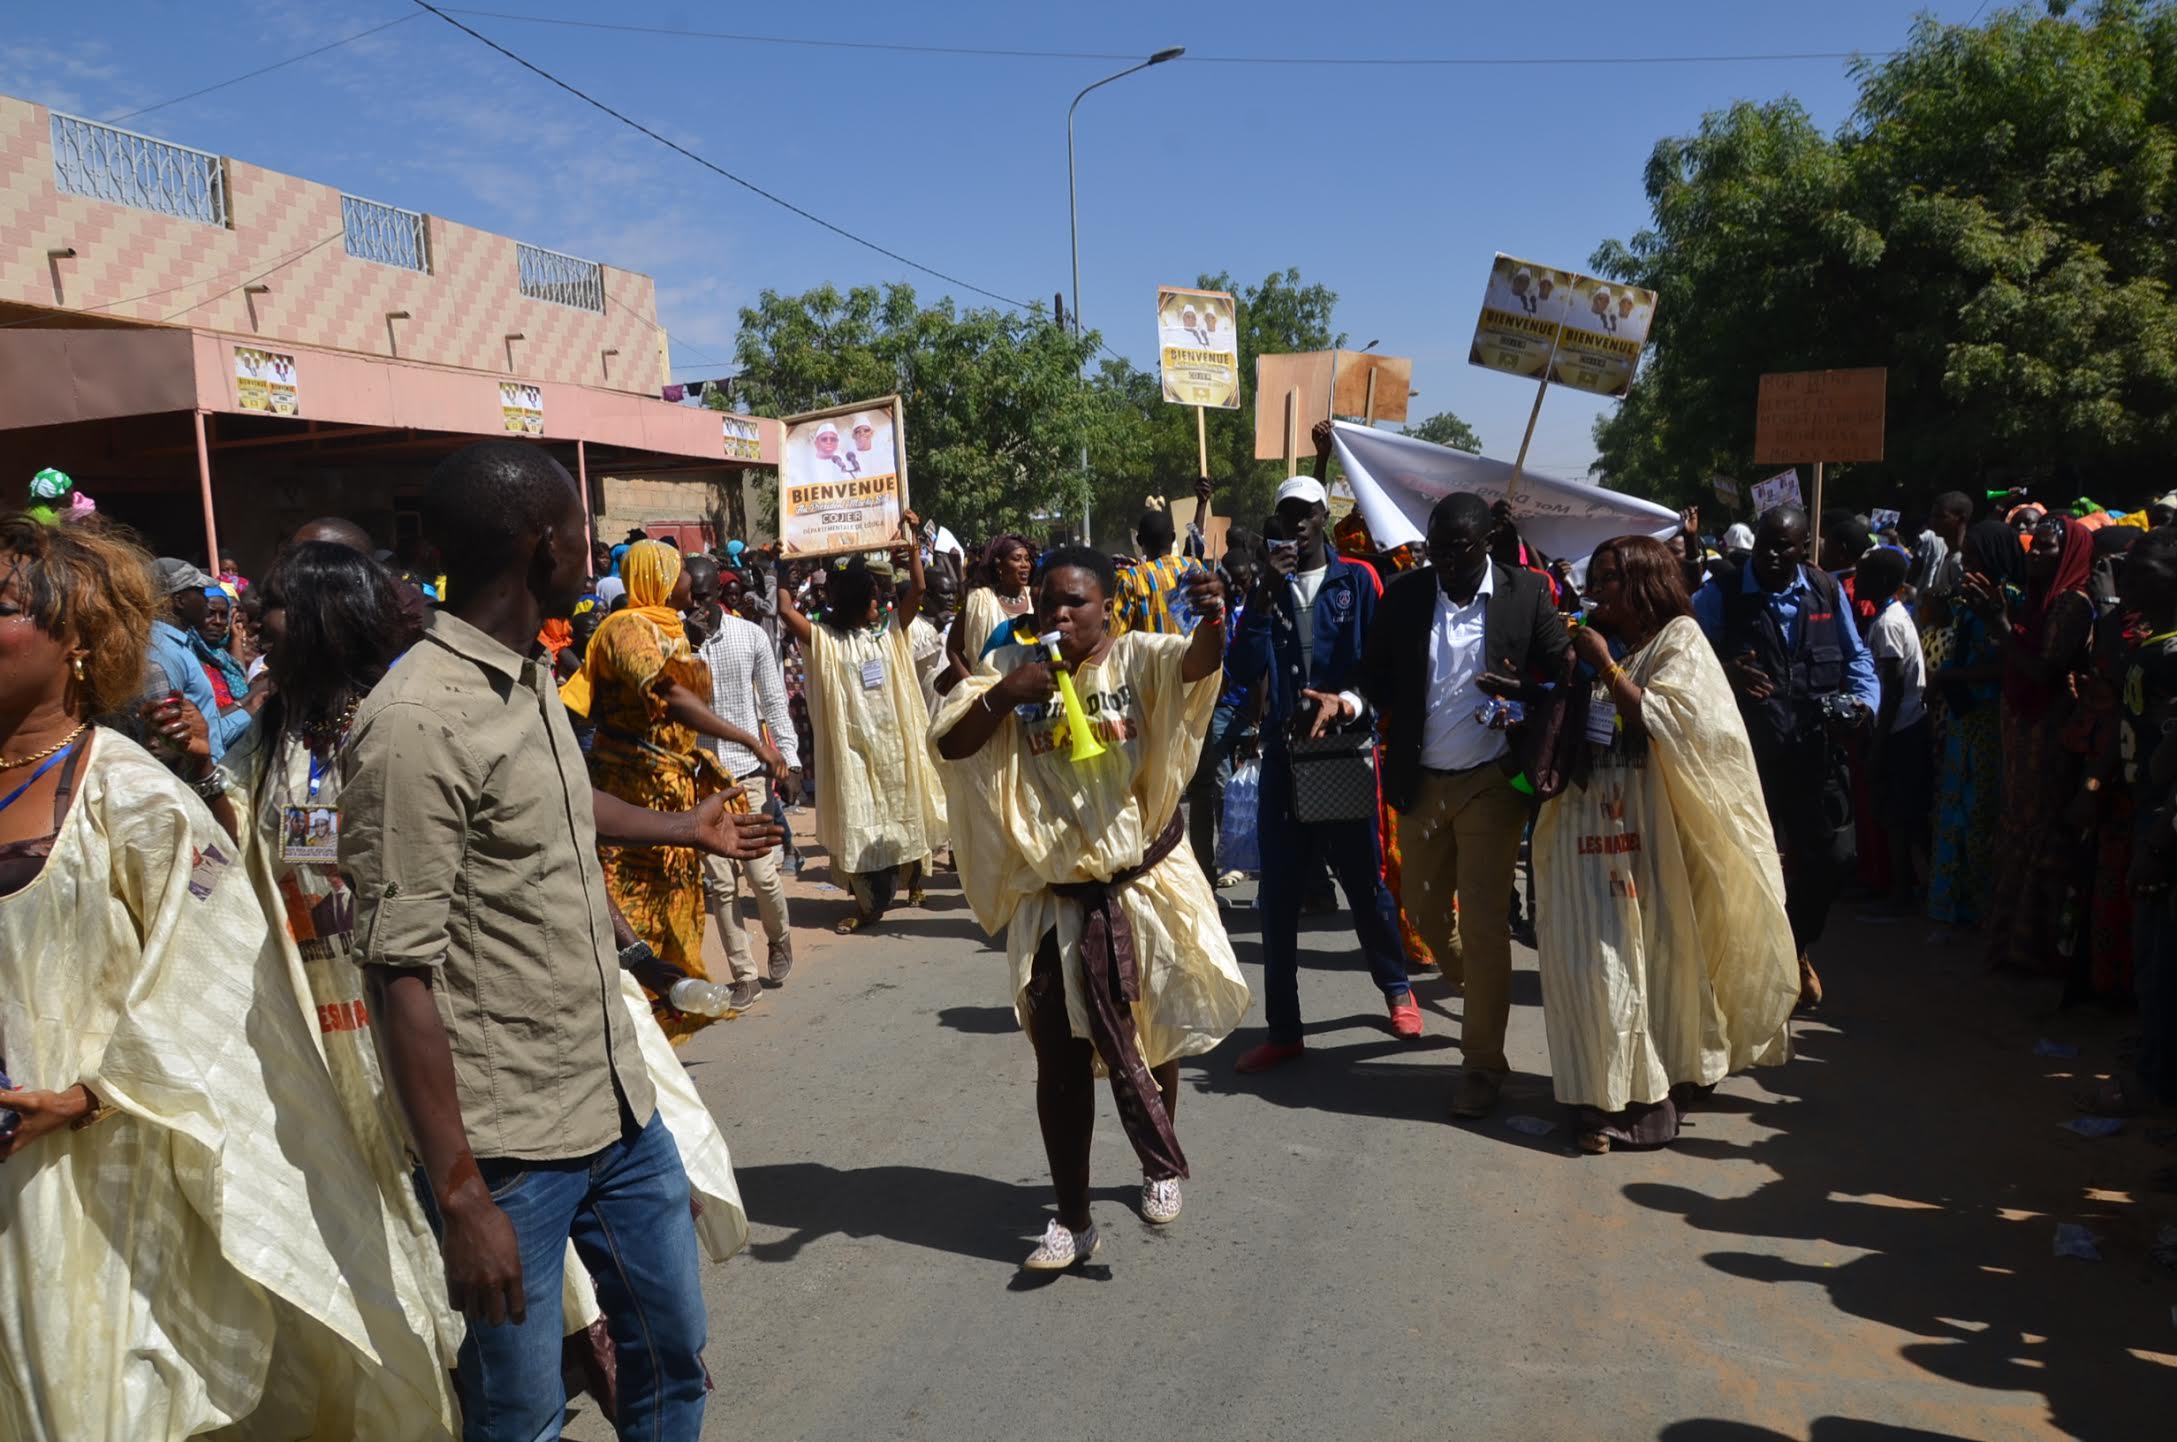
49,110,228,227
516,242,605,312
341,193,429,272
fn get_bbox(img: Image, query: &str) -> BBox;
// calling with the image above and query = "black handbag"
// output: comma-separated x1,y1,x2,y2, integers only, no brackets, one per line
1287,728,1379,824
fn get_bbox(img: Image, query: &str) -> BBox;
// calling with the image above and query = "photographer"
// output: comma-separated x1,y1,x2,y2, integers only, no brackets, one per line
1692,505,1879,1009
1225,475,1416,1073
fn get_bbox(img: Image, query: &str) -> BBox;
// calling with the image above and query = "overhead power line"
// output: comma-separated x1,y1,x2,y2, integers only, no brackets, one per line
106,13,425,123
408,2,1033,310
439,9,1893,68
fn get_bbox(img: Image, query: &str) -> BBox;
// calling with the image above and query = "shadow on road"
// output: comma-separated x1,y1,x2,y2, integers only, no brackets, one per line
1629,917,2177,1441
1660,1421,1985,1441
735,1162,1135,1269
936,1004,1018,1035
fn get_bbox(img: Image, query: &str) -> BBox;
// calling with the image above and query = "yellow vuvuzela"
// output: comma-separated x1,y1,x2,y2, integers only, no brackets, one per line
1045,636,1108,763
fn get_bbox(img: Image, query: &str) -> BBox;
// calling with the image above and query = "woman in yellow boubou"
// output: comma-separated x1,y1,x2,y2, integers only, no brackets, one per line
931,544,1249,1270
775,518,948,934
562,540,785,1037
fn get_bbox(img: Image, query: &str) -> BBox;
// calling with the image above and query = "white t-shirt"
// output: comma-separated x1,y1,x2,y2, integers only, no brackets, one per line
1291,566,1327,673
1866,601,1927,732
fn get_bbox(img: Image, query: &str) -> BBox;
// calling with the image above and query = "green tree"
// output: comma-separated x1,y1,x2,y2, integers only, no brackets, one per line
1401,411,1484,453
1591,1,2177,513
727,282,1121,540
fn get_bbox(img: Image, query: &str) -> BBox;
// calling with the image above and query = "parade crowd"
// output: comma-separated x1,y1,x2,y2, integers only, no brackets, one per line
1,430,2173,1440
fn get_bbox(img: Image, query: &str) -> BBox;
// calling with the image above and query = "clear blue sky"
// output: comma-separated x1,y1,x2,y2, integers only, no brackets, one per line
4,1,1995,483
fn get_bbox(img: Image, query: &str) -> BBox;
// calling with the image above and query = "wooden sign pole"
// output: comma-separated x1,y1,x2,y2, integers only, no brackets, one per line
1810,460,1825,560
1283,388,1299,476
1507,373,1550,503
1193,403,1217,562
1362,367,1378,427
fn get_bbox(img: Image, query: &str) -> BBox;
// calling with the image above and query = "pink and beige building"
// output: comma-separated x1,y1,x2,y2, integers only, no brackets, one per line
0,91,774,566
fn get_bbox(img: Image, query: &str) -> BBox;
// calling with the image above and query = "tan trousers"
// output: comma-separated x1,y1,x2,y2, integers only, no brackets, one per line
1400,765,1530,1076
701,844,789,985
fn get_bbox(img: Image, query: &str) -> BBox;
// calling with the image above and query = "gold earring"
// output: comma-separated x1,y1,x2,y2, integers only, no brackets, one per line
71,655,87,681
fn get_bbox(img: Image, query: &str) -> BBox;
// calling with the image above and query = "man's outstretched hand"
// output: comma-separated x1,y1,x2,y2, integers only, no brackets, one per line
691,792,785,860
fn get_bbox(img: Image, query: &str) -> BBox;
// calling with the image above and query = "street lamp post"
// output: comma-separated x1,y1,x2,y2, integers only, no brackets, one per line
1068,45,1183,544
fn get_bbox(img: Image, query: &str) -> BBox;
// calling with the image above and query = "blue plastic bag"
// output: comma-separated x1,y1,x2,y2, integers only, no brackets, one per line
1218,760,1261,874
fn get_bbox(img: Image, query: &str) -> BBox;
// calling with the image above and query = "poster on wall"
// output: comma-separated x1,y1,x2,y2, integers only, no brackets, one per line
1156,285,1240,408
778,395,907,557
499,382,543,435
1550,275,1657,398
1468,254,1572,379
721,414,762,462
234,346,299,416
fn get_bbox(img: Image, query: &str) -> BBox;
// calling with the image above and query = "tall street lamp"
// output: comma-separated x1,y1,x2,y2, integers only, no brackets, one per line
1068,45,1184,542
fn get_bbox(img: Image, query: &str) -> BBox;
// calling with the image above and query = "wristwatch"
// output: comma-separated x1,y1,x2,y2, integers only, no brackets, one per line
617,939,659,972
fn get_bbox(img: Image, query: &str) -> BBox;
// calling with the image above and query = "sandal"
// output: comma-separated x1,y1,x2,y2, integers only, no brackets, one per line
1575,1130,1612,1155
835,914,868,935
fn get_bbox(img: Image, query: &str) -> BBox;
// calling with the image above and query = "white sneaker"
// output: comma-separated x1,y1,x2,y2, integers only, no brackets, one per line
1022,1218,1100,1271
1142,1176,1182,1225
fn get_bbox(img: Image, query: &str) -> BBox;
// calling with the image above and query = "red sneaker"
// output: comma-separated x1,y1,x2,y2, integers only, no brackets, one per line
1388,992,1424,1039
1235,1040,1306,1074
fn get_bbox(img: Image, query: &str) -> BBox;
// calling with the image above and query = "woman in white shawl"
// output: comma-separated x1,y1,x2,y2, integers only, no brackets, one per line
0,514,456,1440
1528,535,1799,1155
933,545,1249,1269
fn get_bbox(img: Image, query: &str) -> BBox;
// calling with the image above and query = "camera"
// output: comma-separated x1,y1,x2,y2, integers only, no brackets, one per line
1816,691,1863,724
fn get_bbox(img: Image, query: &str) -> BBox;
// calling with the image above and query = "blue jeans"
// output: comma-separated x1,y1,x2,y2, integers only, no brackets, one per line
416,1111,708,1442
1187,704,1245,877
1257,741,1412,1045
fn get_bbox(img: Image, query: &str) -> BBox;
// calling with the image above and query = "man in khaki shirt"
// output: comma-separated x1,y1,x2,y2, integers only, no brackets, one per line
346,441,775,1442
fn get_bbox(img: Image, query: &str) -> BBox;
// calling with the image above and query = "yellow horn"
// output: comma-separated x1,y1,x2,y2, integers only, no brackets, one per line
1046,637,1108,762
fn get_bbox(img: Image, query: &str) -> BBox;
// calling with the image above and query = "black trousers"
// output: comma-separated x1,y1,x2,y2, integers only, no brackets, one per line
1758,738,1855,953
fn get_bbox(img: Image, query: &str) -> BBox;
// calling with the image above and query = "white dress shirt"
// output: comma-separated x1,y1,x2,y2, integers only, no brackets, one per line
1418,565,1505,772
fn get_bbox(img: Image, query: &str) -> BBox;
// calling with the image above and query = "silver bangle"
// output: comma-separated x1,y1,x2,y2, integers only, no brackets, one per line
979,691,998,717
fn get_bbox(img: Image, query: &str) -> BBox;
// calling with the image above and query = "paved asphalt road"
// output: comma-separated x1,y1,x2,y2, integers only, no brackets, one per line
564,819,2175,1441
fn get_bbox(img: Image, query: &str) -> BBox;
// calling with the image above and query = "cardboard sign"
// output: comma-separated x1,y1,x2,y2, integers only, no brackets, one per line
1469,254,1572,381
1750,469,1804,515
234,346,298,416
1753,367,1887,464
1156,286,1240,409
1550,275,1657,399
1467,253,1657,399
779,396,907,557
1254,351,1339,461
1711,475,1742,507
1330,350,1413,423
1870,507,1901,531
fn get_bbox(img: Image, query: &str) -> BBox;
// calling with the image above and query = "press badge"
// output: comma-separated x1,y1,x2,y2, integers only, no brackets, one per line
1586,697,1619,747
859,656,886,690
281,805,342,863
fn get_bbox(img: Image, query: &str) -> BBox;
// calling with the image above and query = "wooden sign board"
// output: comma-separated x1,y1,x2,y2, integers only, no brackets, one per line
1754,367,1887,464
1254,351,1338,461
1330,351,1414,424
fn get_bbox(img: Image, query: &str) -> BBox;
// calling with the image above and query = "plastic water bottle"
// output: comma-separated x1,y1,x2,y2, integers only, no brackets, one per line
668,978,732,1016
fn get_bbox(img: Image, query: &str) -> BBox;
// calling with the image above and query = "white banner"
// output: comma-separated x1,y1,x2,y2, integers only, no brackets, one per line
1329,421,1679,561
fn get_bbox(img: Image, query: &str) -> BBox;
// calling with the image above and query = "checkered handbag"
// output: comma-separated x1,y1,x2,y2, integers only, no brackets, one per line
1286,728,1378,825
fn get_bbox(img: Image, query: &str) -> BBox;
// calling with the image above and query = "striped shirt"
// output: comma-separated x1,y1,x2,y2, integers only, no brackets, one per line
1113,554,1193,636
695,612,800,777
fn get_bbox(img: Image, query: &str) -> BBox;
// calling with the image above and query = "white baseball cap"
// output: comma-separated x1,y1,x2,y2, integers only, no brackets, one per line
1275,476,1326,507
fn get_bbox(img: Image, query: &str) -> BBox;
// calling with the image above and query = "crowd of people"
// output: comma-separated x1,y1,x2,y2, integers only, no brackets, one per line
3,425,2174,1436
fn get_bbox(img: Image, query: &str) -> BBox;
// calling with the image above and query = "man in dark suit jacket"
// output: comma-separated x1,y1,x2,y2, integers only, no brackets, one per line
1356,493,1570,1119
